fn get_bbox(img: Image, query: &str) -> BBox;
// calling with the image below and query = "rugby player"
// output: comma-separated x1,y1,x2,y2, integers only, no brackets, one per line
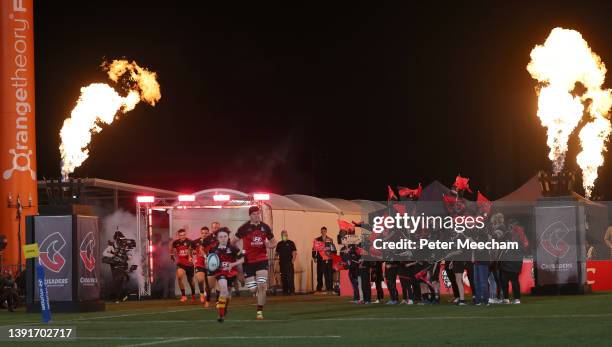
201,222,221,307
208,227,244,322
233,206,276,320
192,226,211,305
170,229,196,302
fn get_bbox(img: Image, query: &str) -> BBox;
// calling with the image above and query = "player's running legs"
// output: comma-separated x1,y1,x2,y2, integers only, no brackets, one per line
254,269,268,320
185,267,196,303
195,270,207,304
206,273,217,307
216,277,232,322
176,267,188,302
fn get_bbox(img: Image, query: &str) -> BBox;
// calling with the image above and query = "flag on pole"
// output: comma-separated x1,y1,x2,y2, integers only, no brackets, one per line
387,185,398,201
453,175,473,193
398,183,422,199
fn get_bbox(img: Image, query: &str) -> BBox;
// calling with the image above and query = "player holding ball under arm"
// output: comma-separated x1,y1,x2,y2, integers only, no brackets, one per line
209,227,244,322
232,206,276,320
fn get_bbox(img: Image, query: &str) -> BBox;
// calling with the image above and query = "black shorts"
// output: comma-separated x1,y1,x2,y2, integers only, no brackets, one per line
177,264,195,278
451,261,466,274
243,260,268,277
195,266,206,274
215,275,236,285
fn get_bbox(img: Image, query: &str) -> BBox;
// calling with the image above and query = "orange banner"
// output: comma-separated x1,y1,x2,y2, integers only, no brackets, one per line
1,0,38,273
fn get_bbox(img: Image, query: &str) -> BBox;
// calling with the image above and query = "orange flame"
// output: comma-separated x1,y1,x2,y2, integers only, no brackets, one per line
59,60,161,179
527,28,611,197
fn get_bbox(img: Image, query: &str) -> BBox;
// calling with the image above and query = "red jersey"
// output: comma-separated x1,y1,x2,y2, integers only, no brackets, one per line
209,244,243,278
201,234,218,254
172,239,193,267
191,238,206,268
235,222,274,264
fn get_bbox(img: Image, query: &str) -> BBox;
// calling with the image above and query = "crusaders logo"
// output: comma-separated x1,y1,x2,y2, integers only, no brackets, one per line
540,221,570,258
39,232,67,273
79,232,96,272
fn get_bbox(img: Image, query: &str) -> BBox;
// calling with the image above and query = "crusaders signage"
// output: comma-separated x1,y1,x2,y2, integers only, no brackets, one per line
34,216,72,301
76,216,100,301
535,205,580,286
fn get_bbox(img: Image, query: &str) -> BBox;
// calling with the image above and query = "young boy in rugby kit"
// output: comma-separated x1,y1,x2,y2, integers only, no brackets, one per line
192,226,210,305
208,227,244,322
233,206,276,320
170,229,196,302
201,222,220,307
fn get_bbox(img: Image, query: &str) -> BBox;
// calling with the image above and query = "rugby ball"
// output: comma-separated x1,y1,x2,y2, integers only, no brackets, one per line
206,253,220,272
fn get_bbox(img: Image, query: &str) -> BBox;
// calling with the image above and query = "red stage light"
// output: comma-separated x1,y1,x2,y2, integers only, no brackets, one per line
213,194,230,201
253,193,270,201
137,195,155,203
178,194,196,202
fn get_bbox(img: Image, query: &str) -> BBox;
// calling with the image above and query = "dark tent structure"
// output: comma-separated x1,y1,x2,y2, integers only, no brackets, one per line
416,180,452,216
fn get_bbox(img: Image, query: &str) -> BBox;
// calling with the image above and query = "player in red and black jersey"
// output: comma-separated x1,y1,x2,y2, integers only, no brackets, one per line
192,226,211,305
232,206,276,320
170,229,196,302
209,227,244,322
200,222,221,306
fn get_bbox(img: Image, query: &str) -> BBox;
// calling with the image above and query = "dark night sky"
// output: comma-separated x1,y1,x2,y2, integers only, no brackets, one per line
33,1,612,200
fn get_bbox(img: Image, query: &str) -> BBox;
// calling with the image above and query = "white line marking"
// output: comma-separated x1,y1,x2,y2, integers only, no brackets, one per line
76,307,203,321
80,336,342,340
4,312,611,328
71,303,255,321
319,313,612,321
119,337,197,347
72,319,284,323
77,335,342,346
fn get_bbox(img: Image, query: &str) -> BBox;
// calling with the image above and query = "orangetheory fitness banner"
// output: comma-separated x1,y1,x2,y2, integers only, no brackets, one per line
0,0,38,271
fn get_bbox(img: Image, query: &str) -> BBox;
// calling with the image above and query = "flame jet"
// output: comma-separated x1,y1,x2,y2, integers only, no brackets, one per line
59,60,161,180
527,28,611,197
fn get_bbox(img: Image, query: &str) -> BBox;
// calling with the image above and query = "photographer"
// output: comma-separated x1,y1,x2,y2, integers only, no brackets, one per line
103,231,134,303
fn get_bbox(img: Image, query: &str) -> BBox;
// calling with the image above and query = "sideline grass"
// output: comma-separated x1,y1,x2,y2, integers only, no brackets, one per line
1,293,611,346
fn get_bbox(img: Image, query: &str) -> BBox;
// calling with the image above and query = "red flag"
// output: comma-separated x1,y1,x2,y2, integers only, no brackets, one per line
312,240,325,252
352,220,363,228
415,269,434,288
393,203,406,215
443,194,457,212
337,219,355,233
453,175,473,193
332,254,346,271
387,185,398,201
511,225,529,249
313,239,331,260
477,191,492,215
398,183,422,199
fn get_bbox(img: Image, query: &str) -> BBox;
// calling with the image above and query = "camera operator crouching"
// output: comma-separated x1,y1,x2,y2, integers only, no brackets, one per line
102,230,137,303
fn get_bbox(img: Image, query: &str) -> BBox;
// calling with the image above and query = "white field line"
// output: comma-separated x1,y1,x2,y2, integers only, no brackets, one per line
319,313,612,321
5,312,611,328
118,337,198,347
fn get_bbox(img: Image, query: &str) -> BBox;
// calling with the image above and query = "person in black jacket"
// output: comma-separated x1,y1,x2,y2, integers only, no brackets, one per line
371,262,384,303
312,227,336,293
500,219,529,304
340,237,361,302
275,230,297,295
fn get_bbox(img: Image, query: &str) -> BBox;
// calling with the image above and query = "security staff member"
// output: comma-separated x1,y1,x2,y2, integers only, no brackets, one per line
275,230,297,295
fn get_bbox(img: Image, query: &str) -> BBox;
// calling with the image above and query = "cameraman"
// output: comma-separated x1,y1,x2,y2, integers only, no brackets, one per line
103,231,132,303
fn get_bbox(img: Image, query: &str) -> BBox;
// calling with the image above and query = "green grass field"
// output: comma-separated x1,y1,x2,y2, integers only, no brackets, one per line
1,293,611,346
